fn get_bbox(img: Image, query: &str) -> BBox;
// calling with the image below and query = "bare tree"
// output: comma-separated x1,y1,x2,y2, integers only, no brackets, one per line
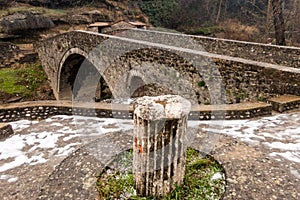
271,0,286,45
284,0,300,45
0,0,13,8
265,0,272,39
216,0,223,23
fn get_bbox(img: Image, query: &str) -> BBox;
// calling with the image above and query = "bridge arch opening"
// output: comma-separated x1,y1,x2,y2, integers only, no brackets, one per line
130,75,174,98
59,53,112,101
130,76,145,98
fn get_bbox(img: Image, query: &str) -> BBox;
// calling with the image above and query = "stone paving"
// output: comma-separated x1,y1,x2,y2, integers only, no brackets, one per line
0,110,299,199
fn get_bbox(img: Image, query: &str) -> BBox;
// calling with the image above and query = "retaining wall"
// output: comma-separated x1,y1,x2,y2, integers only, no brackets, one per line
0,101,272,123
267,95,300,113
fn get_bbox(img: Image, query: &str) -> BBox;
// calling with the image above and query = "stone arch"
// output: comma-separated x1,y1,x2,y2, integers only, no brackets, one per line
59,53,84,100
58,48,112,101
130,76,145,98
106,48,208,104
127,69,174,98
57,48,87,100
127,70,146,98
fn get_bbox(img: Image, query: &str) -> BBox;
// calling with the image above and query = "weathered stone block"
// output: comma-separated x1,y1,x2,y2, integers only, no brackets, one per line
0,123,14,140
133,95,191,197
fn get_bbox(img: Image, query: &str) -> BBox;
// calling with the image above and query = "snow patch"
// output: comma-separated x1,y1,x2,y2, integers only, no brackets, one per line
211,172,224,180
269,152,300,163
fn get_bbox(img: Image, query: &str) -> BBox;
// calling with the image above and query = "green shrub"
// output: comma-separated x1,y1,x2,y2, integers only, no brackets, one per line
186,26,224,36
0,64,46,97
139,0,178,28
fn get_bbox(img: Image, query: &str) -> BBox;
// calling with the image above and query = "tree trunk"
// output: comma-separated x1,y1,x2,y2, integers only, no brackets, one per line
265,0,272,41
216,0,223,23
271,0,286,45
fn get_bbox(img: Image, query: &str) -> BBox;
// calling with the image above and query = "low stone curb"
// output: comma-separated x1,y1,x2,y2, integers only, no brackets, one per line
0,100,272,123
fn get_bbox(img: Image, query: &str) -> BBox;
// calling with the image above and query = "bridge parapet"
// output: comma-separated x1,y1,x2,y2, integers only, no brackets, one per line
121,29,300,68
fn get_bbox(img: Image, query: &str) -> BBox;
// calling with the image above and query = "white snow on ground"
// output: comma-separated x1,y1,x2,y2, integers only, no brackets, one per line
0,131,66,172
0,115,133,174
9,120,38,132
194,113,300,164
0,112,299,179
269,152,300,163
211,172,224,181
0,174,19,183
290,167,300,179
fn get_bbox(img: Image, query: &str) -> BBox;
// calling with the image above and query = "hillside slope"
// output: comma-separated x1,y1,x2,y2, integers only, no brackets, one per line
0,0,149,41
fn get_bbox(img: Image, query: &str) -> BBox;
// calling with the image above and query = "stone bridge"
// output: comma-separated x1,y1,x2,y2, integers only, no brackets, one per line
35,29,300,104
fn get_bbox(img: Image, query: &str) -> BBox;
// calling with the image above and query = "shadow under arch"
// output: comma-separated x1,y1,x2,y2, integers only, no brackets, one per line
59,52,112,101
130,76,145,98
129,75,174,98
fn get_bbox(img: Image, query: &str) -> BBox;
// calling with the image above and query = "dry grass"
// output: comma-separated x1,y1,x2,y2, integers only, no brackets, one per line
217,19,260,41
0,3,67,18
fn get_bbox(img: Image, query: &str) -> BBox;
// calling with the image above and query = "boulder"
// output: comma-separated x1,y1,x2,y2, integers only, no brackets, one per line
82,10,111,22
66,14,92,25
0,11,54,34
0,42,20,68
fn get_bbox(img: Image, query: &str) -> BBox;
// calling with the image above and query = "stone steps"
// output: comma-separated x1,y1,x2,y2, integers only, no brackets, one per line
267,94,300,113
190,102,272,120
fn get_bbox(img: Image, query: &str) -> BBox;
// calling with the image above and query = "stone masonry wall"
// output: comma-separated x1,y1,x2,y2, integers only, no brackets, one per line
126,29,300,68
215,58,300,103
35,30,300,104
104,32,300,103
0,101,132,123
193,35,300,68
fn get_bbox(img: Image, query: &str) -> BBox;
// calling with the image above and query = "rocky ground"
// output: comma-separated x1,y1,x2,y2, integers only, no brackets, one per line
0,1,149,41
0,109,299,199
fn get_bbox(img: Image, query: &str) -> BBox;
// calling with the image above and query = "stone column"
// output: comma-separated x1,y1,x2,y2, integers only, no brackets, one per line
133,95,191,197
